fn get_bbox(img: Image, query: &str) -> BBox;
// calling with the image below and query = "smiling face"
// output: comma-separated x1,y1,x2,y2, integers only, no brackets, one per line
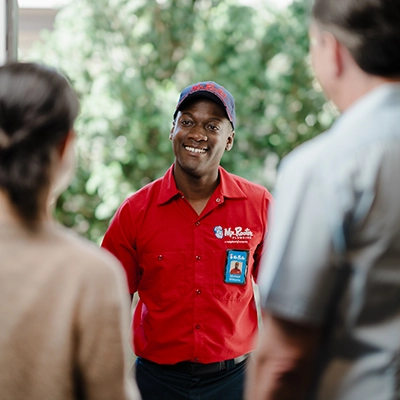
170,98,234,181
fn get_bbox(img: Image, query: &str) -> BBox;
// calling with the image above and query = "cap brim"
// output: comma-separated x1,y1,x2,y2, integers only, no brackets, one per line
174,91,233,127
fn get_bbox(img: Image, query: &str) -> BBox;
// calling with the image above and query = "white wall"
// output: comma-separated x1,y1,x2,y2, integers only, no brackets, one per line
0,0,6,65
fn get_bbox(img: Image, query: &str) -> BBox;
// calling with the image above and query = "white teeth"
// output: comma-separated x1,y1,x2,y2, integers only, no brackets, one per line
185,146,206,154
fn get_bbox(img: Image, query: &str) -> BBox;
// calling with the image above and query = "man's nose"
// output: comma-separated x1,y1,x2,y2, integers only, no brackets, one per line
188,126,208,141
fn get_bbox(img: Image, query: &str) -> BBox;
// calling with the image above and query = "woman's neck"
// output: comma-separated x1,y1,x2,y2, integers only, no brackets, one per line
0,190,51,225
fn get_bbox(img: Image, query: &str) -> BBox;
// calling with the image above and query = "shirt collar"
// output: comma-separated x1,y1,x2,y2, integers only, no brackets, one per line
157,164,247,205
158,165,180,205
332,83,400,138
218,166,247,200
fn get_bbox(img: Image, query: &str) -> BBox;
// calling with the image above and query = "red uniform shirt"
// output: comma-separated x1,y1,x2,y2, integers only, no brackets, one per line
102,165,273,364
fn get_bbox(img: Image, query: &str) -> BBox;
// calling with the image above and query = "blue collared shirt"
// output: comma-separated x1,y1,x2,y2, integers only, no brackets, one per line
258,83,400,400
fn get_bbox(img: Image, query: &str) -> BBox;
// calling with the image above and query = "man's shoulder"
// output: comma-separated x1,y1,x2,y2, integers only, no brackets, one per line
280,130,334,176
223,169,271,197
123,175,165,205
109,171,173,228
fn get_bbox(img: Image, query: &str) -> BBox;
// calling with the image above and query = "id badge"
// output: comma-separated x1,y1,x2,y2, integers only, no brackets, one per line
224,249,249,285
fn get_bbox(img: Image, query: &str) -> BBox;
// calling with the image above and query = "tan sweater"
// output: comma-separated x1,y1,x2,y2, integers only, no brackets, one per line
0,221,140,400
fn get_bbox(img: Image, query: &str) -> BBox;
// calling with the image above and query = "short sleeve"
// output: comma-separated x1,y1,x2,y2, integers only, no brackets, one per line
252,190,274,281
257,153,344,325
102,199,140,294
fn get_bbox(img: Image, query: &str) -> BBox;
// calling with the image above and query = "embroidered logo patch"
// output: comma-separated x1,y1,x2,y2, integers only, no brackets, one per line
213,225,254,241
214,226,224,239
224,227,253,239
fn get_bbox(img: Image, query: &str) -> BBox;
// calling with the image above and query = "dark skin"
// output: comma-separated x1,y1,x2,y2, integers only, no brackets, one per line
130,99,234,302
230,262,241,274
170,99,235,215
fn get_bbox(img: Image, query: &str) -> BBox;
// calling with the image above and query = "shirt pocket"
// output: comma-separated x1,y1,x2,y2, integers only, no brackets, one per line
139,251,186,306
212,250,252,302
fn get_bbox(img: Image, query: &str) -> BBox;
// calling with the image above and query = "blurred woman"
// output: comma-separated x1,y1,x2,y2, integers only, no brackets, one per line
0,62,139,400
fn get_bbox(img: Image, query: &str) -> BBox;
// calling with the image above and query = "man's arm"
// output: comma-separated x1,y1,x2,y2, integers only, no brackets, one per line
245,311,321,400
101,199,141,295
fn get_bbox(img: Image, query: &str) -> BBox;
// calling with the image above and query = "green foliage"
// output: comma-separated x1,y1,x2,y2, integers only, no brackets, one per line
30,0,335,243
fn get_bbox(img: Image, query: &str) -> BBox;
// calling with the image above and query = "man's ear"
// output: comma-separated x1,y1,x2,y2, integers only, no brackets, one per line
225,131,235,151
169,123,175,140
324,31,344,78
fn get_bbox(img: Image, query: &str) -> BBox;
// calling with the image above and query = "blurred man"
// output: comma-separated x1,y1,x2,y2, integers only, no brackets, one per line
246,0,400,399
102,81,273,400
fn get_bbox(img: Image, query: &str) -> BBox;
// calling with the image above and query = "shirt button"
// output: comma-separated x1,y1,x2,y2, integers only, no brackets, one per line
216,198,221,203
195,324,201,330
158,255,163,260
193,358,199,362
195,255,201,260
195,221,200,226
196,289,202,295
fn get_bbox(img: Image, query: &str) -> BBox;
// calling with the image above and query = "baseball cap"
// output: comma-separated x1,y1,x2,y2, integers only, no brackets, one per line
173,81,236,129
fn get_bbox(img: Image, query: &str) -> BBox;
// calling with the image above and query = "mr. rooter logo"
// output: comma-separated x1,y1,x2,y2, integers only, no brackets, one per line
213,226,254,240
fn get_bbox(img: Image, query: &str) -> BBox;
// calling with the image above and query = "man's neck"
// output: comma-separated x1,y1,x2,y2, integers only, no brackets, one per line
336,72,400,112
173,165,220,215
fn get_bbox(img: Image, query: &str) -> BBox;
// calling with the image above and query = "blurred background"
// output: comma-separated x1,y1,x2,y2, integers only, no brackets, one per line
14,0,337,244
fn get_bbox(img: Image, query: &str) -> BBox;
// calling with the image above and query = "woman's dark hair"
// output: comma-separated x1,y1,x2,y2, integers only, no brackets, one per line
312,0,400,77
0,62,79,227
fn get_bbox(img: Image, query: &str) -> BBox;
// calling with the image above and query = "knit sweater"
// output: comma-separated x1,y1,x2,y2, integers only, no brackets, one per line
0,221,140,400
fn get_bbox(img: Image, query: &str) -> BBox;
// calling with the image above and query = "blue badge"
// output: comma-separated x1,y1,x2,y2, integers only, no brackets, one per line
224,249,249,285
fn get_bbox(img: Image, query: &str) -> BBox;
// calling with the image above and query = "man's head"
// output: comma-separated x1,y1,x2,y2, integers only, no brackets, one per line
170,81,235,180
173,81,236,130
311,0,400,78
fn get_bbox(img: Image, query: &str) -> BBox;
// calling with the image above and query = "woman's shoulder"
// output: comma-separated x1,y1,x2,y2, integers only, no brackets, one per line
44,223,124,280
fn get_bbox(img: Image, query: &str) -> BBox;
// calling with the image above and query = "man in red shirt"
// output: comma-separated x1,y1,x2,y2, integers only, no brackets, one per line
102,81,273,400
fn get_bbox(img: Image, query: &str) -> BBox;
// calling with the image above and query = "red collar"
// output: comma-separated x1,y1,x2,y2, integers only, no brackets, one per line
157,165,247,205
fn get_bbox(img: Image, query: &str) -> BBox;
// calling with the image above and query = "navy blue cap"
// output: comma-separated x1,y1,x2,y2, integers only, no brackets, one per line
174,81,236,128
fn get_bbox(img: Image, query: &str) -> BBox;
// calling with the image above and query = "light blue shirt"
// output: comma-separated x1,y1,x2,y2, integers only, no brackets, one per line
258,83,400,400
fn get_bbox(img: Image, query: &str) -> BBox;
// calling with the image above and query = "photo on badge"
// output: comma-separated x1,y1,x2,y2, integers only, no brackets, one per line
224,249,249,285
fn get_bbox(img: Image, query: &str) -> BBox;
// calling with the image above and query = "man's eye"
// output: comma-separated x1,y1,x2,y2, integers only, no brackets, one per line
207,124,219,131
181,120,192,126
